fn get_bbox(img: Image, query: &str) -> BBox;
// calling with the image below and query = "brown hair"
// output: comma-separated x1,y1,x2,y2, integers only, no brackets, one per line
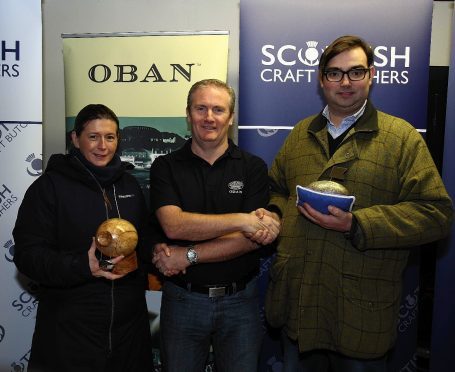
73,104,119,137
186,79,235,115
319,35,374,77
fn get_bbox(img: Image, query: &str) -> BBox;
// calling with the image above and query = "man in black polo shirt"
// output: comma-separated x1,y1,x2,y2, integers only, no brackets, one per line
149,79,280,372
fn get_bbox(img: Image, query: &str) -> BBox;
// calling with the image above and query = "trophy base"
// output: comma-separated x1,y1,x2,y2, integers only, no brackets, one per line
112,251,138,275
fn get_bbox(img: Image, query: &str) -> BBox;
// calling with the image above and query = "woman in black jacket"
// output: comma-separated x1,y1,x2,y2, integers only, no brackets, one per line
13,104,153,372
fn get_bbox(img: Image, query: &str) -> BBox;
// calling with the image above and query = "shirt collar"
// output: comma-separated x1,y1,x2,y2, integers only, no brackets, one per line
176,138,241,161
322,99,367,139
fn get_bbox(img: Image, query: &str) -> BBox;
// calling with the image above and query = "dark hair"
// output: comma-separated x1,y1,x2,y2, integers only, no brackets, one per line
319,35,374,76
186,79,235,115
73,104,119,137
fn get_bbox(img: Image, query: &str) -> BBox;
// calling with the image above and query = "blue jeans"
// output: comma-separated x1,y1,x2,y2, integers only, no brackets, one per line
160,278,262,372
282,332,387,372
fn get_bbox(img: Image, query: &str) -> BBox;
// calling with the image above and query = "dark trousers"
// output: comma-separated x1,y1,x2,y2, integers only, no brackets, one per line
160,279,262,372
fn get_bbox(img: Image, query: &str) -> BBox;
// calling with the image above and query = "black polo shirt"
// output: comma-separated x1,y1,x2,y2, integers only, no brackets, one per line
149,139,269,284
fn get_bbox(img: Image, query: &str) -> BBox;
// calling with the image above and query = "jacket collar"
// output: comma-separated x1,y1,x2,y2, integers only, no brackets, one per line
308,100,379,135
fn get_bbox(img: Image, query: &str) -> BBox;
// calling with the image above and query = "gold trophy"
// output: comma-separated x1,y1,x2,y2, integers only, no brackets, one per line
95,218,138,275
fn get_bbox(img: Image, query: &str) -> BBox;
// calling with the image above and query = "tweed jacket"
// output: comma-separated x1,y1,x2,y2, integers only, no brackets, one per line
265,101,453,359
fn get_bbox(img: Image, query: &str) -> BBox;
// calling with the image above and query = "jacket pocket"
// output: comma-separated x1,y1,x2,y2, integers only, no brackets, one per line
265,253,290,328
339,273,401,355
341,273,400,311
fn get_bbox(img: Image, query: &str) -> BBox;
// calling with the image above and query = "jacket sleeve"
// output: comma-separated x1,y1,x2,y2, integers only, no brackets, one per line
269,131,292,214
353,126,453,250
13,175,92,287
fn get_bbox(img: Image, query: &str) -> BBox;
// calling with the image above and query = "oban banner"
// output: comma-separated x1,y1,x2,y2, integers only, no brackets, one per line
62,32,229,370
62,32,228,196
431,9,455,372
239,1,432,371
0,0,42,370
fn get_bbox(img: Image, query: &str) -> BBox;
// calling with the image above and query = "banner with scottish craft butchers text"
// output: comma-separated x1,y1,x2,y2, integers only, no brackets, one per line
1,0,42,370
239,1,432,371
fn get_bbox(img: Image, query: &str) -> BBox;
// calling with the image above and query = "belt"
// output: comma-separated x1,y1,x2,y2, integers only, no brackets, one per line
172,279,249,298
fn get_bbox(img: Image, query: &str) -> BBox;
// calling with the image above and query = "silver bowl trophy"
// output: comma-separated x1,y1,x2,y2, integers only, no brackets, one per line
296,180,355,214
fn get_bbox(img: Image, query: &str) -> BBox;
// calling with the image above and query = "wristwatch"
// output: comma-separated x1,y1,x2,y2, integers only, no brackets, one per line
99,258,115,272
186,245,198,265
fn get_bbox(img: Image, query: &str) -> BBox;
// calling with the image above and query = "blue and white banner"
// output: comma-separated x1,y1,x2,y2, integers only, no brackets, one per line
239,1,433,371
239,0,432,166
430,9,455,372
0,1,42,370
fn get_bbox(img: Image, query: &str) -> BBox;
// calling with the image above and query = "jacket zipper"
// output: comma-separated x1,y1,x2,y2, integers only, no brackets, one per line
74,156,120,356
108,280,115,355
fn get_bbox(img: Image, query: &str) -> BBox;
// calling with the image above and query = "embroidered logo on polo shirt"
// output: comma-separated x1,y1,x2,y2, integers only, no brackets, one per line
228,181,244,194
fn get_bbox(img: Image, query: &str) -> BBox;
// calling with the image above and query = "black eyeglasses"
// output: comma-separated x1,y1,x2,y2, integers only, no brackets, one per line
323,68,371,82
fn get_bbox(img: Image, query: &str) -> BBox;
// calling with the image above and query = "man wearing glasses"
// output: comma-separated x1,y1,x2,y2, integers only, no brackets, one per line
265,35,452,371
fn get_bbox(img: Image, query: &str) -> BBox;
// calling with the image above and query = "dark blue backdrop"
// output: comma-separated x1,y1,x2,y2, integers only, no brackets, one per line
430,11,455,372
239,0,432,165
238,1,433,371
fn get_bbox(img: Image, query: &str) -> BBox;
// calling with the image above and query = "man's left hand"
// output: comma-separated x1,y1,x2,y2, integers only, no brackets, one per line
152,244,189,277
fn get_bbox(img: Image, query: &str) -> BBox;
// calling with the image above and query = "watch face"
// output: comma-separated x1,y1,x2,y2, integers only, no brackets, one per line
187,248,198,264
99,258,115,271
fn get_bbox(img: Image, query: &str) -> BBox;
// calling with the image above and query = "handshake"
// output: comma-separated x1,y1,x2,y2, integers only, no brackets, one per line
152,208,281,277
243,208,281,246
